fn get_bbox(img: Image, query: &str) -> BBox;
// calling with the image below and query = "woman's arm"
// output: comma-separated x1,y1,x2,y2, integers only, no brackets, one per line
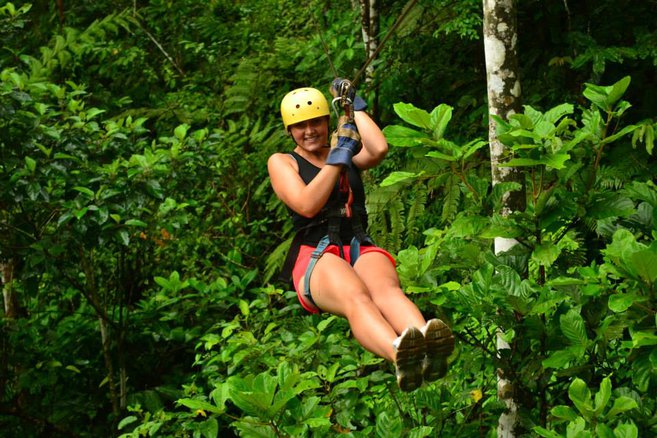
351,111,388,170
267,153,342,218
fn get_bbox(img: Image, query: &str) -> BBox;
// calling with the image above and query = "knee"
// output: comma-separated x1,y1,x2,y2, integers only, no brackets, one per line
343,286,376,311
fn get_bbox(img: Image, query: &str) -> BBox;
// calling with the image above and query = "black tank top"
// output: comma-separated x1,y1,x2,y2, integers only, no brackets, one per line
288,151,368,246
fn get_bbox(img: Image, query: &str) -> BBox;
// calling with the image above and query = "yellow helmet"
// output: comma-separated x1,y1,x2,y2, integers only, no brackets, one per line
280,87,330,130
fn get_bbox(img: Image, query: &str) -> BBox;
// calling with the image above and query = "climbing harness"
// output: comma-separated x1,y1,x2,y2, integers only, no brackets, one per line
278,152,374,310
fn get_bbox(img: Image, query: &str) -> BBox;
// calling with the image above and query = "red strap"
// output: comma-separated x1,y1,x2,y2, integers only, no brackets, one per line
339,172,353,218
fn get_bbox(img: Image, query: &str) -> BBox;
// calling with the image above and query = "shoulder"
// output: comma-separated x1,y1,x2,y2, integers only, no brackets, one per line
268,152,299,175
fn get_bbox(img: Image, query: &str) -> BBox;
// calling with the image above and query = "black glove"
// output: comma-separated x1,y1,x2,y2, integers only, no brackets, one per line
330,78,368,112
326,116,361,166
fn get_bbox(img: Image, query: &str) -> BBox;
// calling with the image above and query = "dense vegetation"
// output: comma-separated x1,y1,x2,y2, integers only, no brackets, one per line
1,0,656,436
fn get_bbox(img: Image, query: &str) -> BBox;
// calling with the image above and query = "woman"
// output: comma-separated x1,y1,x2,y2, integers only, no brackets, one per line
268,81,454,391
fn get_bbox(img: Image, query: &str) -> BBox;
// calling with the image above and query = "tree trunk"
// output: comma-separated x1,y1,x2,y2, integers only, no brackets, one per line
358,0,379,85
80,249,120,420
2,260,19,319
482,0,525,436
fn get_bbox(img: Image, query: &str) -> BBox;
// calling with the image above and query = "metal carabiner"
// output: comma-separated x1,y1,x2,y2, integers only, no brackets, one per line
330,79,355,121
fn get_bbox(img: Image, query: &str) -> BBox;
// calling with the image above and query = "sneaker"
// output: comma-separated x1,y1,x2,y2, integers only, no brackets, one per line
393,326,425,392
420,319,454,382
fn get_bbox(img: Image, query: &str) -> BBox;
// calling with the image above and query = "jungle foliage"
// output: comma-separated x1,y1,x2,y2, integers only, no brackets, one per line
1,0,657,436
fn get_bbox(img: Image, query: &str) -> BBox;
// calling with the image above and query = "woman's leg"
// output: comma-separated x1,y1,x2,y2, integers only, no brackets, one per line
299,252,398,361
354,252,455,382
353,251,426,334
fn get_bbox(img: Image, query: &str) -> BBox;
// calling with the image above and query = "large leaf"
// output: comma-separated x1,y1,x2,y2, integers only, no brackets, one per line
543,103,574,124
630,249,657,284
393,102,432,129
605,396,638,419
532,243,561,267
583,76,631,112
380,171,421,187
568,378,594,419
429,104,452,139
542,348,580,369
560,309,589,348
376,411,402,438
382,124,429,147
593,377,612,416
227,373,278,419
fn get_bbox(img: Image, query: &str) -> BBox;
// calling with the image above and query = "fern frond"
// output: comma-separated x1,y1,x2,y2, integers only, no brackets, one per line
264,236,293,283
406,183,428,245
441,174,461,223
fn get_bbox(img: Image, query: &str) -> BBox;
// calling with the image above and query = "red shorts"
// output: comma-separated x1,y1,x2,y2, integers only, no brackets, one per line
291,244,396,314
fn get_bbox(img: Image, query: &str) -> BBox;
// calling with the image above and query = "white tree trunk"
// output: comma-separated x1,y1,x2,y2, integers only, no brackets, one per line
482,0,525,436
359,0,378,85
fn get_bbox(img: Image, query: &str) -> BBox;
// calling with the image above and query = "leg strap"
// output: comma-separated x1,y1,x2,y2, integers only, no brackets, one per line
303,235,331,309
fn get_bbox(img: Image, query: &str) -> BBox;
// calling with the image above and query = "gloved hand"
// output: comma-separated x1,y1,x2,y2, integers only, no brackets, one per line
330,78,368,112
326,115,362,166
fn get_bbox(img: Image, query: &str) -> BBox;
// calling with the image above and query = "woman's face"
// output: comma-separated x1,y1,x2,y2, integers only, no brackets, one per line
289,116,329,152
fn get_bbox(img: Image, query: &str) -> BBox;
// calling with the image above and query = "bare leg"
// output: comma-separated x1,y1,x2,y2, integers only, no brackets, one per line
353,252,426,334
299,253,398,361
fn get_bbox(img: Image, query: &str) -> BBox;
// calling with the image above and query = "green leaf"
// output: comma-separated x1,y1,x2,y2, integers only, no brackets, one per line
595,423,615,438
532,243,561,268
393,102,431,130
238,299,250,316
593,377,612,416
174,123,189,140
608,76,632,107
583,76,630,113
25,156,36,172
380,171,420,187
376,411,402,438
560,309,589,348
601,124,638,145
544,103,574,124
533,426,562,438
86,108,106,119
176,398,224,414
568,378,594,419
74,207,89,220
117,415,138,430
228,373,278,419
426,150,457,161
462,139,488,159
630,330,657,348
608,293,636,313
605,396,638,419
542,348,578,369
429,104,453,139
383,125,429,147
124,219,147,227
501,157,544,167
317,315,337,332
613,421,639,438
117,229,130,246
630,249,657,284
551,405,578,421
73,186,95,198
543,152,571,169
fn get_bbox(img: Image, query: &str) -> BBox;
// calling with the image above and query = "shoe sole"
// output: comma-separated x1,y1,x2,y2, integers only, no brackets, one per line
395,326,425,392
422,319,454,382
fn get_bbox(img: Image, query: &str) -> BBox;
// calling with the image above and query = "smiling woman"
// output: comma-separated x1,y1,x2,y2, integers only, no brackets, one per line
267,80,454,392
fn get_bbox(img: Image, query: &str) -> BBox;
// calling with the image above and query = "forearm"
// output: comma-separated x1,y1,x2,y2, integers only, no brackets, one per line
352,111,388,168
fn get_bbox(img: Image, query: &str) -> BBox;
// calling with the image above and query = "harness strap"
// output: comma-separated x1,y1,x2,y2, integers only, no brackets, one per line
302,235,331,308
